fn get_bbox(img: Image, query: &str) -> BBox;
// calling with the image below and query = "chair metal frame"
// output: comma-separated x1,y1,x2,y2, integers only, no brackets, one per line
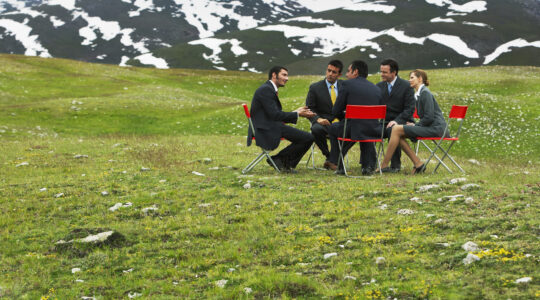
337,105,386,177
241,104,283,174
414,105,468,173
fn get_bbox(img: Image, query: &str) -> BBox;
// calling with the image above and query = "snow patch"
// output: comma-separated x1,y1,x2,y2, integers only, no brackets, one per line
189,38,247,64
134,53,169,69
0,19,51,57
484,39,540,64
428,33,479,58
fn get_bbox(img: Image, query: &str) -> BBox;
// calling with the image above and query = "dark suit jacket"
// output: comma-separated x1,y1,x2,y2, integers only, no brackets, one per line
332,77,382,140
376,76,415,124
247,81,298,150
305,79,343,124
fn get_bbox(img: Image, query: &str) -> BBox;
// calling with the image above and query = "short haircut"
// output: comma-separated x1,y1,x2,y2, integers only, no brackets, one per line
380,58,399,75
328,59,343,73
268,66,287,80
350,60,368,78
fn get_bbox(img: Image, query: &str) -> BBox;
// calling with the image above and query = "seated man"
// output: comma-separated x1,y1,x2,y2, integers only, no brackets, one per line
247,66,315,173
327,60,382,175
305,59,344,170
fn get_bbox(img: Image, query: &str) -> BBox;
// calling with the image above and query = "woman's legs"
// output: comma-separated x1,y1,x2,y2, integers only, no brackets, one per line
380,125,405,168
380,125,423,170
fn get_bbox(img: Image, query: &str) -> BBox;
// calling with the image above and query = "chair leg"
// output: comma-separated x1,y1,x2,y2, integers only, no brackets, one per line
242,151,280,174
433,141,465,173
423,141,452,173
376,141,384,175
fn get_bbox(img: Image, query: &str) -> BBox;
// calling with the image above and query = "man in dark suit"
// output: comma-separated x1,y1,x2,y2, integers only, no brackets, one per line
376,59,415,172
327,60,382,175
247,66,315,172
305,59,344,169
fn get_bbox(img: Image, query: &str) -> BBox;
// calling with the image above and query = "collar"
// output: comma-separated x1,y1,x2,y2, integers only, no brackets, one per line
268,80,278,93
388,76,397,87
414,84,425,99
325,79,337,88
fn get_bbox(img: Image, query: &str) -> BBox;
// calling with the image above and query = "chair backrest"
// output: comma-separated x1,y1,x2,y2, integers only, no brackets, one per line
242,103,251,119
345,105,386,120
242,103,256,138
448,105,468,119
413,107,419,119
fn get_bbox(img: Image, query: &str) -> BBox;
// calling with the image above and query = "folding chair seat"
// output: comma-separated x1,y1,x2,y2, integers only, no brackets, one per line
241,104,285,174
337,105,386,177
413,105,468,173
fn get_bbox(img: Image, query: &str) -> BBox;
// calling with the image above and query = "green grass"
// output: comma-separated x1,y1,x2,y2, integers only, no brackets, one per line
0,54,539,299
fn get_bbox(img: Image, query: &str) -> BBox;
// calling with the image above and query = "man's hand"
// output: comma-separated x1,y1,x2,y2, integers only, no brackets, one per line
317,118,331,126
295,106,316,118
386,120,397,128
406,122,415,126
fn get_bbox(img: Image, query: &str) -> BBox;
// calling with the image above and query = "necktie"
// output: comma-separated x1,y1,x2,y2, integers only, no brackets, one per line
388,83,392,94
330,84,336,104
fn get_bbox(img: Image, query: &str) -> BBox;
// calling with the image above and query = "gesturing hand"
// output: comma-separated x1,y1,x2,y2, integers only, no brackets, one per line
317,118,331,126
296,106,316,118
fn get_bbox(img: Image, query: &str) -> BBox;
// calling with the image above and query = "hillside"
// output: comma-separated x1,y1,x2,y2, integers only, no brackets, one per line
0,55,539,298
0,0,539,74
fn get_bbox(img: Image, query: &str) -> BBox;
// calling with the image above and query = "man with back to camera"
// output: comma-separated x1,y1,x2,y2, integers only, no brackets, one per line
326,60,382,175
305,59,344,170
376,58,415,172
247,66,315,173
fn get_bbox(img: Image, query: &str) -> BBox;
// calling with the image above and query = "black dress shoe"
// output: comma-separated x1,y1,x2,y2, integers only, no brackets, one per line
390,167,401,173
379,167,394,173
362,168,374,176
412,163,426,174
335,169,346,175
266,157,284,171
323,161,338,171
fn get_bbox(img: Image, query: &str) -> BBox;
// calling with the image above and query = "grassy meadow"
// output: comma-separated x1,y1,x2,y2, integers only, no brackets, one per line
0,54,539,299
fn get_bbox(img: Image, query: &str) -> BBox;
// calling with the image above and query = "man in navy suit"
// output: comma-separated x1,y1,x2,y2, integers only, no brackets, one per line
247,66,315,172
327,60,382,175
376,59,415,172
305,59,344,169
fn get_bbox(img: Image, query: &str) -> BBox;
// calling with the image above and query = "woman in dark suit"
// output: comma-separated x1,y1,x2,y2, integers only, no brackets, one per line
377,69,447,174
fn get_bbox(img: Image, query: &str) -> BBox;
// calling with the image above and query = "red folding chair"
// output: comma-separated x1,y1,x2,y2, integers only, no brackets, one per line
241,104,284,174
337,105,386,177
414,105,468,173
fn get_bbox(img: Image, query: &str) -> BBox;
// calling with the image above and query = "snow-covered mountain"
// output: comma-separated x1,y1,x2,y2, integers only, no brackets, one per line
0,0,539,74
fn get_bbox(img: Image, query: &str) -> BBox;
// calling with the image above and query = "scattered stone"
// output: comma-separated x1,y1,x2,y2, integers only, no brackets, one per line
465,197,474,204
436,243,450,248
198,203,211,208
109,203,132,212
362,278,377,285
244,287,253,294
417,184,440,192
123,268,134,273
200,158,212,164
74,154,88,159
515,277,532,284
101,191,109,196
54,228,127,257
228,268,236,273
426,214,436,218
378,204,388,210
462,253,480,265
192,171,205,176
324,252,337,259
449,177,467,184
410,197,423,204
344,275,357,280
72,267,81,273
55,193,65,198
215,279,228,288
273,201,279,205
462,241,480,252
16,162,29,167
468,159,481,165
434,218,445,224
75,279,84,283
141,205,158,214
140,167,150,171
375,257,386,264
159,179,167,183
81,297,96,300
40,188,47,192
438,194,464,202
397,209,414,215
128,292,142,298
243,183,251,189
461,183,480,191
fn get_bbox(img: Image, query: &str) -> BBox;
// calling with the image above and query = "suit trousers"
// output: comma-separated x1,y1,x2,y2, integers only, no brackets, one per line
328,122,377,170
384,125,402,169
310,122,330,159
274,124,314,168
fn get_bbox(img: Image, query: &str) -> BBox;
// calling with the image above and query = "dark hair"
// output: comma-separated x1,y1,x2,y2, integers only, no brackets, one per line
380,58,399,75
410,69,430,86
268,66,287,80
328,59,343,73
350,60,368,78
